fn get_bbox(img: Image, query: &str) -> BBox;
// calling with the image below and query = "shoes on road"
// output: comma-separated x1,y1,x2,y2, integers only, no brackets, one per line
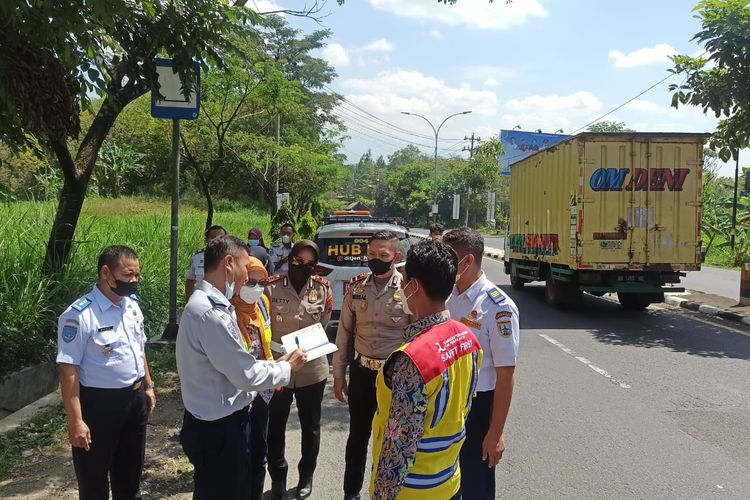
295,476,313,499
271,480,287,500
343,494,361,500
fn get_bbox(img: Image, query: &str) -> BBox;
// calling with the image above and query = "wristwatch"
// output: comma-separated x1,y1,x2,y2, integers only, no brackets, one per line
146,382,155,390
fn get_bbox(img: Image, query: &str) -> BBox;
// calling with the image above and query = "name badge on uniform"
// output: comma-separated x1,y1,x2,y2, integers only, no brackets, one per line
308,289,318,302
97,325,114,332
460,316,481,330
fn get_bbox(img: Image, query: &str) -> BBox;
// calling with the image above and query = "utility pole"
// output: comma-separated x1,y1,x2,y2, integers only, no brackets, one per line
462,132,482,158
275,113,281,197
732,149,740,251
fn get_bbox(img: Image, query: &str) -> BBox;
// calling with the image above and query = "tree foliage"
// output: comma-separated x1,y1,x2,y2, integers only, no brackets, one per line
587,120,635,133
669,0,750,161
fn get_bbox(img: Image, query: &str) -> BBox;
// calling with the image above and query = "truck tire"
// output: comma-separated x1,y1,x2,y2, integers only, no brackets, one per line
510,272,527,290
617,292,659,310
546,273,582,307
545,274,563,307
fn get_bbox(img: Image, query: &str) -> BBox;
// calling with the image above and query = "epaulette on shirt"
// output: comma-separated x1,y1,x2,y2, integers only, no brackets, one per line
266,274,282,284
312,275,331,288
130,294,139,302
71,296,92,312
348,273,368,285
486,287,506,305
193,249,204,256
207,295,228,309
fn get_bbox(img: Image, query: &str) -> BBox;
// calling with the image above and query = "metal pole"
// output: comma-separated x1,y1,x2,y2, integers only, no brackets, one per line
732,149,739,251
162,119,181,341
433,132,438,223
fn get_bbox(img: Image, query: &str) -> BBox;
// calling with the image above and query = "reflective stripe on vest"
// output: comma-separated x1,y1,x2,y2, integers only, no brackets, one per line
403,460,458,490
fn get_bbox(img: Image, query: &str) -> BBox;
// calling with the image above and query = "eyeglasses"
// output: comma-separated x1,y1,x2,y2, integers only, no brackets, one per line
291,256,317,271
246,279,266,287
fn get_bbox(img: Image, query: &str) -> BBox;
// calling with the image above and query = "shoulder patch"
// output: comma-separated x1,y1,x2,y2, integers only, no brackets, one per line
348,273,369,285
62,325,77,343
312,275,330,288
486,288,505,305
266,274,282,284
71,297,92,312
207,296,227,309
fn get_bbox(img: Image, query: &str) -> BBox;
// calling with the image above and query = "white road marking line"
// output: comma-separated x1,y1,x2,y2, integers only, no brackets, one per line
539,334,631,389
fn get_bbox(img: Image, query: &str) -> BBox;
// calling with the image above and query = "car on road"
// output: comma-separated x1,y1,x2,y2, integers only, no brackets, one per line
314,211,410,338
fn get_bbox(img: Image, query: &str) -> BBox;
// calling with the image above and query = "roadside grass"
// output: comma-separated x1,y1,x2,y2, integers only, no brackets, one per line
0,404,67,478
0,196,271,377
703,235,739,269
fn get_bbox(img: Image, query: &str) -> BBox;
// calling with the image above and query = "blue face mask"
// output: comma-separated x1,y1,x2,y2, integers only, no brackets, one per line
248,239,260,247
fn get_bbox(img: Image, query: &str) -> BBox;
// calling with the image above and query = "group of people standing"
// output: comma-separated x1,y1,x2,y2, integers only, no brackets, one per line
56,222,519,500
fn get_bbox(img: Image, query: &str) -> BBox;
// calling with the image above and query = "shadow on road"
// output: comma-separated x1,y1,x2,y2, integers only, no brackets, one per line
499,284,750,361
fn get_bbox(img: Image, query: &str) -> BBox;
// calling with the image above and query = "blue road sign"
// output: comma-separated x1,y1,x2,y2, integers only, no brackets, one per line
151,58,200,120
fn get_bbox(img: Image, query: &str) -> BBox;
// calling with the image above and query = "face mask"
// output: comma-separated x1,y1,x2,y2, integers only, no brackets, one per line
281,235,292,245
239,284,263,304
224,264,236,300
289,261,314,291
399,280,416,316
248,239,260,247
368,258,393,276
455,256,469,283
111,279,138,297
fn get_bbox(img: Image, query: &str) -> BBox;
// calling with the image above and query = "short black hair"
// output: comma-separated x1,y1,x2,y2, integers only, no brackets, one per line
204,236,248,272
280,223,294,231
429,223,444,234
405,240,457,302
371,230,398,241
98,245,138,274
205,225,226,238
443,227,484,265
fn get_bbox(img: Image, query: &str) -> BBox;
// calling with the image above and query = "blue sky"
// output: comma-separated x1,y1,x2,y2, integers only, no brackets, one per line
258,0,737,175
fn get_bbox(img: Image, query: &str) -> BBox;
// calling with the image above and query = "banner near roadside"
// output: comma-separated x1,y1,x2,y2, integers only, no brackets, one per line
499,129,569,175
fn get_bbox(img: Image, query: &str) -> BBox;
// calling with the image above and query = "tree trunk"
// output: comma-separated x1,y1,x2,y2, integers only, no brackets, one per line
43,98,119,275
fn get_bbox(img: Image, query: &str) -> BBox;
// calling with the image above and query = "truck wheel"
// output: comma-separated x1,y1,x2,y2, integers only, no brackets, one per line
617,292,653,310
545,274,562,307
510,273,527,290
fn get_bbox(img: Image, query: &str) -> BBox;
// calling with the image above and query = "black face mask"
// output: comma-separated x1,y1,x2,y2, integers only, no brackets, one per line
368,258,393,276
289,262,314,292
111,279,138,297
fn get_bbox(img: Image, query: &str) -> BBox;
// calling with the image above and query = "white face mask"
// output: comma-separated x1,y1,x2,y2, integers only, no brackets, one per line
239,284,263,304
224,265,236,300
399,280,417,316
455,255,470,283
281,235,292,245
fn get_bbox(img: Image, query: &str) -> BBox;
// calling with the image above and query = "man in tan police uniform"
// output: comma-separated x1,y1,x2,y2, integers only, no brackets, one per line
332,230,412,500
265,240,333,499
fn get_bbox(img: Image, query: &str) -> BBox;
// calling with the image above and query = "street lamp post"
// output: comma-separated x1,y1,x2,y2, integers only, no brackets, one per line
402,110,472,223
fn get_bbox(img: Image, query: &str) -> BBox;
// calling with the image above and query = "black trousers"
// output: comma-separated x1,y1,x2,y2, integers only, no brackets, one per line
343,361,379,495
73,381,147,500
267,379,326,483
458,389,496,500
180,406,252,500
248,394,270,500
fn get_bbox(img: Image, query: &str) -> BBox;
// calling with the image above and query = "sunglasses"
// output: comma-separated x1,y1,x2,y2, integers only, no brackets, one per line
246,279,266,287
291,256,317,271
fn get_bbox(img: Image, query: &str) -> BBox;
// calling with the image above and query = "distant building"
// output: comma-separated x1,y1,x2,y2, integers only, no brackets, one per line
346,201,370,212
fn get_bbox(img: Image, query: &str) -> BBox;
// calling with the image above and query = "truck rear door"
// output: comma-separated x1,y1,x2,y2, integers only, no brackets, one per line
581,138,700,266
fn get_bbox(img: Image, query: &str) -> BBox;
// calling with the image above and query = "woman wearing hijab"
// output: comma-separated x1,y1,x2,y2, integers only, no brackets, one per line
264,240,333,500
230,256,275,500
247,228,274,276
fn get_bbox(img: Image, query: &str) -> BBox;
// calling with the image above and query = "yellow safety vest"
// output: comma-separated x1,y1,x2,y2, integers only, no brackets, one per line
370,319,482,499
257,295,274,361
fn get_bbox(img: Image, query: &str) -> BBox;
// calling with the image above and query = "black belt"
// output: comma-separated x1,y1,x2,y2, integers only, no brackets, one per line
80,376,144,392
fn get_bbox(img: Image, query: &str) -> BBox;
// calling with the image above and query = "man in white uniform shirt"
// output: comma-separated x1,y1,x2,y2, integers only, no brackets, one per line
444,227,519,500
177,236,307,500
184,225,226,300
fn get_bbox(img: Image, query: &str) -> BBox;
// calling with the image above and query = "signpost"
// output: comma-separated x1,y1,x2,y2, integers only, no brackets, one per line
452,194,460,220
151,58,200,341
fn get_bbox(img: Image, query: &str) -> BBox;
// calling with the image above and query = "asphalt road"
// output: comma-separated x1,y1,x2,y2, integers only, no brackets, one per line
682,265,742,301
269,255,750,499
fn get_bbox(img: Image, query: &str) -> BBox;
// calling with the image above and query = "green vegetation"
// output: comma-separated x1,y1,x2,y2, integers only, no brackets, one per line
0,404,67,478
0,196,269,377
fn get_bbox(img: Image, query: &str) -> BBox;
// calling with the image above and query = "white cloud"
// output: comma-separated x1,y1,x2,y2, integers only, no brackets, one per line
361,38,394,52
369,0,547,30
500,92,604,132
322,43,350,68
428,29,444,39
483,78,499,88
251,0,286,15
609,43,677,68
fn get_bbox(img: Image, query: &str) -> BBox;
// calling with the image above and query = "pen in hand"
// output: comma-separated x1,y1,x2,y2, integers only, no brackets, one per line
295,336,300,349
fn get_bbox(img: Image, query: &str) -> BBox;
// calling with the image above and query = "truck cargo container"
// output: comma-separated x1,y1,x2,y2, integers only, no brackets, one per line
502,132,710,309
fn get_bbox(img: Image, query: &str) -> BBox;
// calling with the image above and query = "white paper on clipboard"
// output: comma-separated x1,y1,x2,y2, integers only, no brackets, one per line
280,323,338,362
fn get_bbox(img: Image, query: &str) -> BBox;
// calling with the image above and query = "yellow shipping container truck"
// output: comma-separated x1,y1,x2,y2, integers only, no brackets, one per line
502,132,710,309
